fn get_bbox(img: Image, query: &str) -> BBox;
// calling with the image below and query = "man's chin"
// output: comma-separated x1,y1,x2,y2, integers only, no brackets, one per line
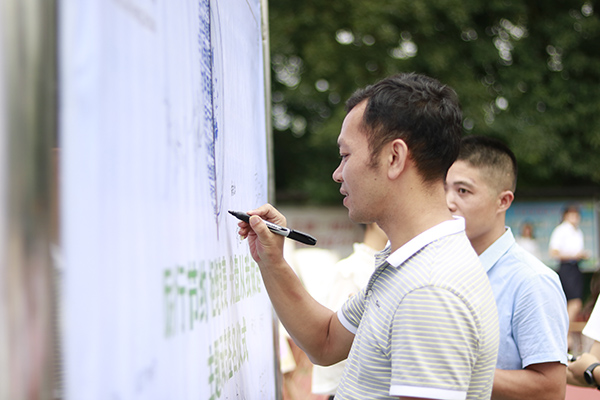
347,209,367,225
344,200,373,224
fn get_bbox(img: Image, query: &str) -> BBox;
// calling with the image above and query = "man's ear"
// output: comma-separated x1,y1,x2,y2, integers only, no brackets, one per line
387,139,408,180
498,190,514,213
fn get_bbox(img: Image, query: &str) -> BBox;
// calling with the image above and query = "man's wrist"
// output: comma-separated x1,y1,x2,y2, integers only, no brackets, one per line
583,362,600,389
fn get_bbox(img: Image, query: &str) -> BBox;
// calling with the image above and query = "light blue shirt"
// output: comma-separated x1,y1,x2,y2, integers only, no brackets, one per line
480,228,569,369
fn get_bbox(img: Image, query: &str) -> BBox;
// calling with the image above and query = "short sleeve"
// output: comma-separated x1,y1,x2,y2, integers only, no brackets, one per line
389,287,477,399
338,285,367,334
513,273,569,367
548,225,566,254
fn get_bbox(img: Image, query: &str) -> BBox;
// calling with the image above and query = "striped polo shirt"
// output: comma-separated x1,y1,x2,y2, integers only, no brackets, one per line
336,218,499,400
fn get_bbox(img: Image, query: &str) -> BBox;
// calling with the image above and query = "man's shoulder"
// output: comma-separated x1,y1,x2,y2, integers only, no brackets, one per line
425,233,494,296
433,231,481,269
434,229,477,253
502,243,556,274
494,243,563,293
551,221,572,237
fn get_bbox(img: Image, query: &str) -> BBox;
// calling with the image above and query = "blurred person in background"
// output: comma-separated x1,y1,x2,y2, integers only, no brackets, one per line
311,222,388,399
515,221,542,260
550,205,590,349
568,272,600,389
446,135,568,400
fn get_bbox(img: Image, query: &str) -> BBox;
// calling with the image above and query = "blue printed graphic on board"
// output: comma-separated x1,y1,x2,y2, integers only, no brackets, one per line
200,0,224,237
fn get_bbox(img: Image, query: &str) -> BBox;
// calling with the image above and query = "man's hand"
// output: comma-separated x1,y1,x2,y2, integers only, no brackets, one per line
568,353,600,387
236,203,286,265
235,203,354,366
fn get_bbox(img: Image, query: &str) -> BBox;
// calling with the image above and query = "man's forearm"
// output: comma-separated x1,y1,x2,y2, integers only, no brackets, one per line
492,364,566,400
256,257,349,365
239,204,353,365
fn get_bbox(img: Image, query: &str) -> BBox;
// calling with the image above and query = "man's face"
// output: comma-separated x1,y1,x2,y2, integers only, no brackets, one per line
564,210,581,227
332,102,385,223
445,160,500,244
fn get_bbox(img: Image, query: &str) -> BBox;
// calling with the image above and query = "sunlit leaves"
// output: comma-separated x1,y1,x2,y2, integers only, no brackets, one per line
270,0,600,203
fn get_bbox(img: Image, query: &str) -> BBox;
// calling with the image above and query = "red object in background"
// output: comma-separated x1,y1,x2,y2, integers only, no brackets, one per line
567,384,600,399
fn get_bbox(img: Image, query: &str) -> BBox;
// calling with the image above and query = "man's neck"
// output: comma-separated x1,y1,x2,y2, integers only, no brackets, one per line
471,223,507,256
381,185,454,253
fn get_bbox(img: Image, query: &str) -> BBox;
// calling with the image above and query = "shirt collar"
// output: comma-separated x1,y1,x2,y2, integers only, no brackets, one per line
479,227,515,273
379,217,466,268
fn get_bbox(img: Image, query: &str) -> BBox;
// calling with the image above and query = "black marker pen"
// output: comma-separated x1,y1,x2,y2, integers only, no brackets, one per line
228,210,317,246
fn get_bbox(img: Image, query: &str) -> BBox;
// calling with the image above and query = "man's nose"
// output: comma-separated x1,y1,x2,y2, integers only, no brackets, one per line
332,164,342,183
445,192,457,213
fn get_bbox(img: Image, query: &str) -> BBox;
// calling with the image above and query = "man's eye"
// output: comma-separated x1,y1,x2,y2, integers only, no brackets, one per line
458,188,468,194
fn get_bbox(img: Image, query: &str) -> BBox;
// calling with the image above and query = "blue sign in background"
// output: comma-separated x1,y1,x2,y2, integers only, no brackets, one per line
506,200,599,272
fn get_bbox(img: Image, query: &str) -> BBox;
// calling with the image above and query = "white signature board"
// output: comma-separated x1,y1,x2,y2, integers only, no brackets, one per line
60,0,276,399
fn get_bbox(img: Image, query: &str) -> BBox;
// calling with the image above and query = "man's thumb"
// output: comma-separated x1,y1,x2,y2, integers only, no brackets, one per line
249,215,267,236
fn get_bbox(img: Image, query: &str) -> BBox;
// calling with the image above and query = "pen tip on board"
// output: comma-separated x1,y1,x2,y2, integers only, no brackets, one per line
228,210,240,219
228,210,250,223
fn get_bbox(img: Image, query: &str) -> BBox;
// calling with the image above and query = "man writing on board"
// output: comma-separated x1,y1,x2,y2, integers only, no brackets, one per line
237,73,499,400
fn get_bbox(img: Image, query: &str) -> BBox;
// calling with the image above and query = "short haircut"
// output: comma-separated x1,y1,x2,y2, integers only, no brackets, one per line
345,73,462,184
456,135,518,192
562,204,580,219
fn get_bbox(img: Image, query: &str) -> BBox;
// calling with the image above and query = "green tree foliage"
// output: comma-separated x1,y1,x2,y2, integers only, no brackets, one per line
269,0,600,204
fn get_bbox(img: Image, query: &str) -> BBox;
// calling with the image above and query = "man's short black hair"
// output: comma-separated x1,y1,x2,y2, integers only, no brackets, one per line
345,73,462,184
457,135,518,192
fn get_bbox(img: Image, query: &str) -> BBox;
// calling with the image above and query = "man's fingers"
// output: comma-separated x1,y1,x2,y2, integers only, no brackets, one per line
249,215,270,238
248,203,287,227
